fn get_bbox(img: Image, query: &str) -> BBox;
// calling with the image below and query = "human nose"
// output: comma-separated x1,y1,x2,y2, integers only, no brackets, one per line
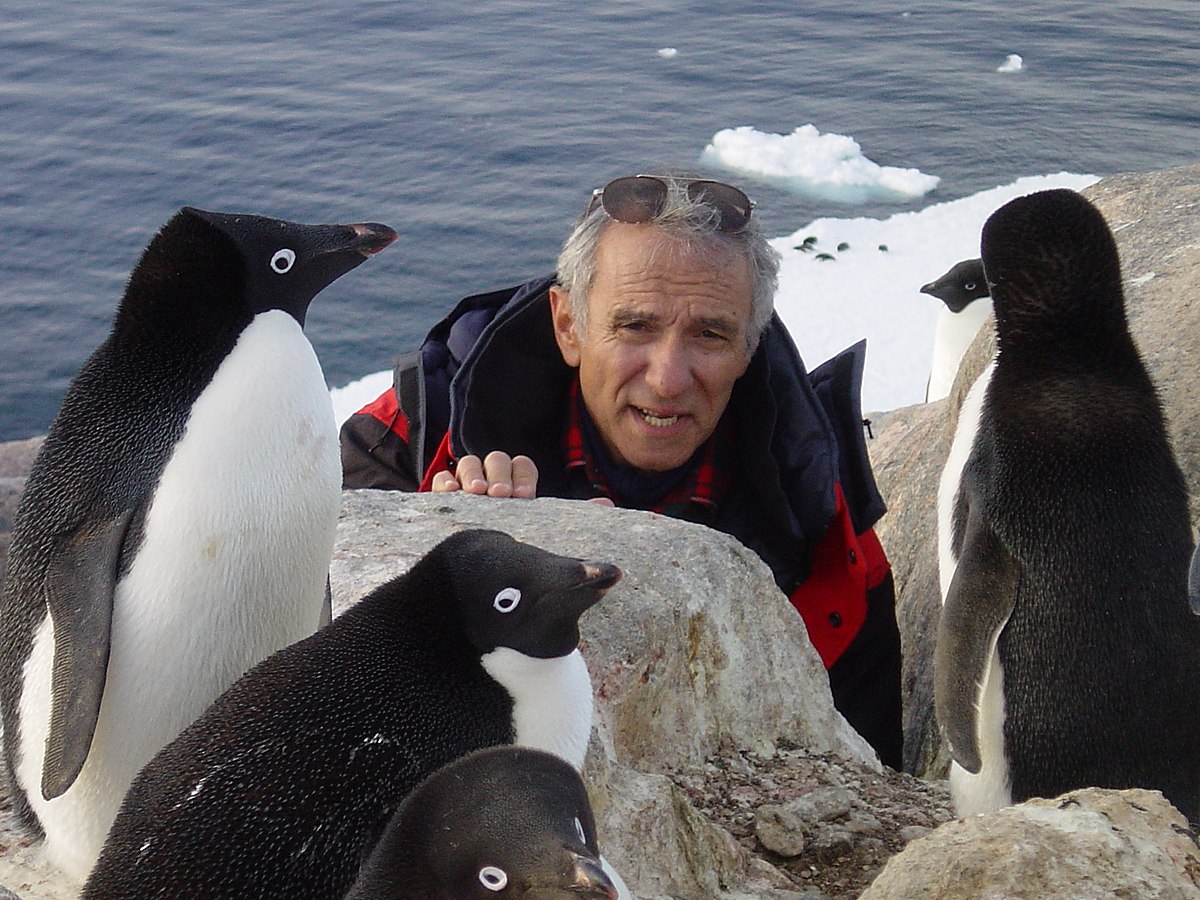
644,336,692,398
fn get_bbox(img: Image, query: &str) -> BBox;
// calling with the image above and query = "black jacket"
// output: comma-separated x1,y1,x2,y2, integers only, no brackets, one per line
341,275,903,767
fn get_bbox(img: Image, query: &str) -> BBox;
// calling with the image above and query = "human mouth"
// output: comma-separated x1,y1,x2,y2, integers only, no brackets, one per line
636,407,680,428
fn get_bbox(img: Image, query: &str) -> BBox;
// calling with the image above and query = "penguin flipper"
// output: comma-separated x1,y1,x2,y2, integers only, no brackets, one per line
934,502,1018,774
41,507,136,800
1188,543,1200,615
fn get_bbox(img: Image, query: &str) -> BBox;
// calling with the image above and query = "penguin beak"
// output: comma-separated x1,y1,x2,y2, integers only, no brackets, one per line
346,223,398,257
560,562,621,617
578,562,621,593
919,280,937,296
567,852,619,898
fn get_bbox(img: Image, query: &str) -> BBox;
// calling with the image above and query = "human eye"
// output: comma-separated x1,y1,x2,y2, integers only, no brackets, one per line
610,312,655,337
696,319,738,345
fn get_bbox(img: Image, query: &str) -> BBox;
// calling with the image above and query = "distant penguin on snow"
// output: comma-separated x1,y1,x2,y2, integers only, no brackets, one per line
82,529,623,899
345,746,619,899
0,207,397,881
921,258,992,402
933,188,1200,822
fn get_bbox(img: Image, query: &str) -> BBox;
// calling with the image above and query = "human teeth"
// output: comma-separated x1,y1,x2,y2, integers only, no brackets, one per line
639,408,678,428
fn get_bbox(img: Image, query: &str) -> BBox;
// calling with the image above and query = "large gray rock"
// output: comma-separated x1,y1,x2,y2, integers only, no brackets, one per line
331,491,877,774
331,490,879,898
872,162,1200,778
861,788,1200,899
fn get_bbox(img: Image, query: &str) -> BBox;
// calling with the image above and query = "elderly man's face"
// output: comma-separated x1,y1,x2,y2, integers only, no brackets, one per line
550,223,754,474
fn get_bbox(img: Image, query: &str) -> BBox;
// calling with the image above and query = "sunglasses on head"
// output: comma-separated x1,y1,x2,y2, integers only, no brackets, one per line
585,175,755,233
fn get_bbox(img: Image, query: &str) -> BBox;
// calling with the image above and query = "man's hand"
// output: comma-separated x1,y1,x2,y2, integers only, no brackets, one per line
430,451,539,498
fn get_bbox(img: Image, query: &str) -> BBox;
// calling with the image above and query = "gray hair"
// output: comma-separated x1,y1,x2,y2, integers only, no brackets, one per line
555,172,780,352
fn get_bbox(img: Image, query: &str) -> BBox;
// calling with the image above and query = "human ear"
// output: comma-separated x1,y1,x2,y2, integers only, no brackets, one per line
549,285,582,367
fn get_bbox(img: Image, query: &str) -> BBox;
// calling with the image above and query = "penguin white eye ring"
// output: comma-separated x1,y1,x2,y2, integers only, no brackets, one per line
493,587,521,613
478,865,508,891
270,248,296,274
574,816,587,842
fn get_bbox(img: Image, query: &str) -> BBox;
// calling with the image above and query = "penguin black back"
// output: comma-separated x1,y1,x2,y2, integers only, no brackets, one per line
82,529,619,899
936,188,1200,821
345,746,618,899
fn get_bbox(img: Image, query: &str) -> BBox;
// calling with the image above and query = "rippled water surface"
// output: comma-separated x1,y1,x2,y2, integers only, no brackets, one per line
2,1,1197,439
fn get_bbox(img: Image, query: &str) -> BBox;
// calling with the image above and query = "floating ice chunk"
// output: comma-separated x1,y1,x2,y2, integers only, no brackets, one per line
657,47,678,58
701,124,940,204
998,54,1023,73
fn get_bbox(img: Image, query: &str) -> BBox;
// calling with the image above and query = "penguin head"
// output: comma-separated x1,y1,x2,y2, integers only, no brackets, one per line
437,530,621,660
919,258,988,313
349,746,619,899
177,208,397,325
981,188,1127,347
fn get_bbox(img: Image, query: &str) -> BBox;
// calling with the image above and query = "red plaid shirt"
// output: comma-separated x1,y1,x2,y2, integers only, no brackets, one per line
562,379,732,522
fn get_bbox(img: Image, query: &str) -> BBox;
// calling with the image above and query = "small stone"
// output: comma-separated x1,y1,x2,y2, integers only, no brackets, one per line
784,787,856,827
899,824,932,843
729,754,755,777
844,811,882,834
754,804,807,857
808,826,853,855
750,736,777,758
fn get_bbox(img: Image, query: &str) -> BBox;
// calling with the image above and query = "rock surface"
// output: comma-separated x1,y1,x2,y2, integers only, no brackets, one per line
861,788,1200,899
328,490,885,899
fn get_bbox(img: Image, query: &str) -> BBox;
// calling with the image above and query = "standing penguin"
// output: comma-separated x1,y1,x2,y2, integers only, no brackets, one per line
0,208,397,882
344,746,619,899
933,188,1200,821
81,529,622,899
920,258,993,402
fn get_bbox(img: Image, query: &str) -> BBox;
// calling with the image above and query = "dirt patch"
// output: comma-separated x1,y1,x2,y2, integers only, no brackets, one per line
669,739,954,898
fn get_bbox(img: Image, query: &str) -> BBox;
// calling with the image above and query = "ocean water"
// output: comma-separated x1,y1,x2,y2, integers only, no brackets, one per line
2,1,1197,441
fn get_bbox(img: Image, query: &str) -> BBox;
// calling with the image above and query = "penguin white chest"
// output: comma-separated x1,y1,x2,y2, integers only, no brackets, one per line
937,359,994,601
480,648,594,771
113,309,340,701
19,310,341,881
927,299,993,403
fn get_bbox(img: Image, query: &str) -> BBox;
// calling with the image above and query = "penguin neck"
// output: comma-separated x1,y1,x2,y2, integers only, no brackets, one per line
355,553,476,648
995,322,1144,379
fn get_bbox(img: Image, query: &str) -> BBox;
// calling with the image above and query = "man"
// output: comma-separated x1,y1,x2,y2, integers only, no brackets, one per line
341,173,902,768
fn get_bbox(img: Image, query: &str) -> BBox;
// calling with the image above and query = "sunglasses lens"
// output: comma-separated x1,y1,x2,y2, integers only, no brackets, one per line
600,176,668,224
687,181,753,232
592,175,753,232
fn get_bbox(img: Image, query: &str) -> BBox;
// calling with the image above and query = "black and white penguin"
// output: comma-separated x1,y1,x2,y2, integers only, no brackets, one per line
81,529,622,899
0,208,397,881
344,745,619,899
933,188,1200,821
920,258,993,402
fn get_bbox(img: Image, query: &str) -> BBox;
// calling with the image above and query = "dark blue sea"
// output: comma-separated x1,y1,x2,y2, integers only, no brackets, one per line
2,0,1197,441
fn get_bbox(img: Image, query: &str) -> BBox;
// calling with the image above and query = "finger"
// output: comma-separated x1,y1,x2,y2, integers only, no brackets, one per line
453,455,489,494
482,450,514,498
430,470,461,493
588,496,616,507
510,455,539,499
